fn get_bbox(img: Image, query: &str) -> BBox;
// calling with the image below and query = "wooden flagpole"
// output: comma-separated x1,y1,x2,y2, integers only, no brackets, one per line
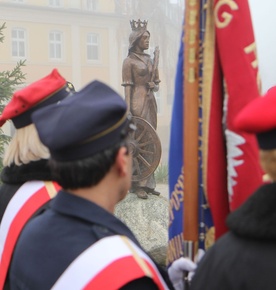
183,0,201,260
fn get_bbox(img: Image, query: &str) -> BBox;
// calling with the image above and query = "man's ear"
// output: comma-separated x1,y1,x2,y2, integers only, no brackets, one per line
115,147,128,176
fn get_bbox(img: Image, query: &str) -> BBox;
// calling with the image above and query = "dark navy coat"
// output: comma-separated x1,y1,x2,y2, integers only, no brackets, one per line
9,190,173,290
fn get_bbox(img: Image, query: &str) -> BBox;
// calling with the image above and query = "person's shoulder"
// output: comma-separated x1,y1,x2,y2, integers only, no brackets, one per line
192,232,237,272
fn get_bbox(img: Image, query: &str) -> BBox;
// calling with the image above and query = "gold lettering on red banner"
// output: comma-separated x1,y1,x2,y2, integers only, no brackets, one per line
244,42,257,68
244,42,262,92
215,0,239,29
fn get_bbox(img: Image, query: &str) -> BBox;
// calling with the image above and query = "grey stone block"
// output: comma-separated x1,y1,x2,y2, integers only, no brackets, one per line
115,192,169,266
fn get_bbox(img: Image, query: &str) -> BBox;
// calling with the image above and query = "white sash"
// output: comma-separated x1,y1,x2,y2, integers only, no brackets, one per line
51,235,169,290
0,180,59,289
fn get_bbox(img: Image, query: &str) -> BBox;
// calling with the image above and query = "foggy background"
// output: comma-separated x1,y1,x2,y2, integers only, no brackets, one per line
249,0,276,93
0,0,275,169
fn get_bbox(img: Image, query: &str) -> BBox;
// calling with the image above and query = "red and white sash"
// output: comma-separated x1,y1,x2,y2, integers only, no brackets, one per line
0,180,60,289
51,235,169,290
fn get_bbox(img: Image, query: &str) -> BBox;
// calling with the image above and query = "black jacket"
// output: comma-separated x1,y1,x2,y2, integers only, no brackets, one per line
191,182,276,290
0,160,54,290
0,159,53,223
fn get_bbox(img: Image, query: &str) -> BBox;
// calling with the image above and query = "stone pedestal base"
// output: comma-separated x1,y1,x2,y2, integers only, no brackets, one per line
115,191,169,267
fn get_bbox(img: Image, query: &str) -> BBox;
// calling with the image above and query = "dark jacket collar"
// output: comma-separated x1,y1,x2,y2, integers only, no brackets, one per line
1,159,53,184
50,190,141,245
227,182,276,241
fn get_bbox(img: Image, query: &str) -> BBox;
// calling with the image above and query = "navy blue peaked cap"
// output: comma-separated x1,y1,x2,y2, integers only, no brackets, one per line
31,80,128,161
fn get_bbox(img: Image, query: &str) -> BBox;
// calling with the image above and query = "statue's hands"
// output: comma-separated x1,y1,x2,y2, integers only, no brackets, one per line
146,82,156,90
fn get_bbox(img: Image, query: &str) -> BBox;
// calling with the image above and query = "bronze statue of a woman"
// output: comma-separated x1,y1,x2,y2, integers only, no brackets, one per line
122,20,161,199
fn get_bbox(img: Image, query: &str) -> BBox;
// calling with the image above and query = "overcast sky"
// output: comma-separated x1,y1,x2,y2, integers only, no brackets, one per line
249,0,276,93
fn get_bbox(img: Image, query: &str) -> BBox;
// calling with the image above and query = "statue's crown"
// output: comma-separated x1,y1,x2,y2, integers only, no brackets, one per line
130,19,148,31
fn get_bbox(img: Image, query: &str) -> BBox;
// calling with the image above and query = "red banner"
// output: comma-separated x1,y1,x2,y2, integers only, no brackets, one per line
202,0,263,239
215,0,263,210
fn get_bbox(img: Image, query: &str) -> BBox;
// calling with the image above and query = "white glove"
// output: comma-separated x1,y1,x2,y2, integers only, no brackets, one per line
168,249,205,290
187,249,205,281
168,257,196,290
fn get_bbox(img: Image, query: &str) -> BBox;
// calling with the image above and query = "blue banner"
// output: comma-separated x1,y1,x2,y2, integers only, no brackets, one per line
167,30,185,266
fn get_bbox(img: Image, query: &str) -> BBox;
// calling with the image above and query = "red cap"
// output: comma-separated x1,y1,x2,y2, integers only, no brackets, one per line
234,86,276,150
234,86,276,133
0,69,68,128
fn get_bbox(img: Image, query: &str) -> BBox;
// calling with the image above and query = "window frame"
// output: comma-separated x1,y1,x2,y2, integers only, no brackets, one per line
86,32,100,62
49,30,63,61
86,0,98,11
49,0,63,8
11,27,27,58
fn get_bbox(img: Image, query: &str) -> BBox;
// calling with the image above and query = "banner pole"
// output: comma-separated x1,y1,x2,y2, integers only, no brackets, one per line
183,0,201,259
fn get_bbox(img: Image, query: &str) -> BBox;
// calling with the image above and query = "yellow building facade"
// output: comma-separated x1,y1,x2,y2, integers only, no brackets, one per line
0,0,183,163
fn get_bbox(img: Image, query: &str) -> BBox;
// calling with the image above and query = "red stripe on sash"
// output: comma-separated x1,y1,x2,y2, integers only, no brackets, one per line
145,260,167,290
0,182,60,289
83,256,166,290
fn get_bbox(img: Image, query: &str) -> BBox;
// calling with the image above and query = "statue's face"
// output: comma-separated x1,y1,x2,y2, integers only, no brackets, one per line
137,31,150,51
260,149,276,181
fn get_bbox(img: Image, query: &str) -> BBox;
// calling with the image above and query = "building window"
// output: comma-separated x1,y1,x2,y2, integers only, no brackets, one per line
49,0,61,7
86,0,97,11
121,0,128,15
12,28,26,58
87,33,99,61
49,31,62,60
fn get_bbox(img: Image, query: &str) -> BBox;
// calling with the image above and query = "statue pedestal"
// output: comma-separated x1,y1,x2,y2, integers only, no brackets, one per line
115,191,169,267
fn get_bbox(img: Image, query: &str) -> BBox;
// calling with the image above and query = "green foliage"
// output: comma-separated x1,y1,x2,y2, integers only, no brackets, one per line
155,163,168,184
0,22,26,172
0,22,6,43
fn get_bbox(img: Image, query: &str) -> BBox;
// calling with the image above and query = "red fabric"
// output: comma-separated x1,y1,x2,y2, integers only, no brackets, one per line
215,0,263,211
206,41,230,239
205,0,264,240
84,257,166,290
0,182,60,289
234,86,276,133
0,69,66,127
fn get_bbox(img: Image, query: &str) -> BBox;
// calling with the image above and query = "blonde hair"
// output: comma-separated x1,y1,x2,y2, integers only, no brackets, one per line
3,123,50,166
259,149,276,182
